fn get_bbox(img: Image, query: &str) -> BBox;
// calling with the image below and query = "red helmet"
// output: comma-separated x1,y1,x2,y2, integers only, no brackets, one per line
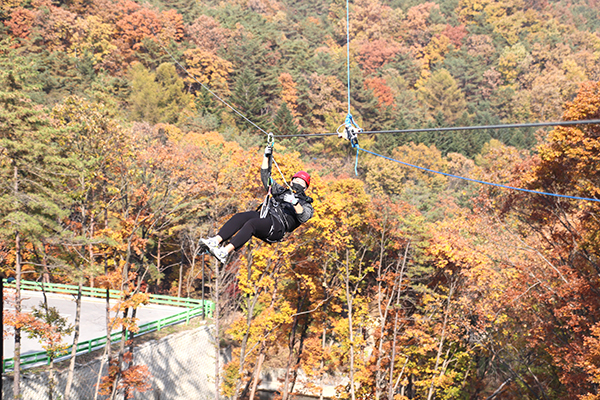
292,171,311,188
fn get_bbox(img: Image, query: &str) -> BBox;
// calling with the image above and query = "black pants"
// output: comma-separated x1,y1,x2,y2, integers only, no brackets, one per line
218,211,285,250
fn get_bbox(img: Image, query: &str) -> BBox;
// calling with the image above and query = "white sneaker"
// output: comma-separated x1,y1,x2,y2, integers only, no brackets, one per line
211,246,230,264
200,237,219,252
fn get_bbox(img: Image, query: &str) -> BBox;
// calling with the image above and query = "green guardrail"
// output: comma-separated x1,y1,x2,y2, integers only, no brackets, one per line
5,280,208,308
2,280,214,372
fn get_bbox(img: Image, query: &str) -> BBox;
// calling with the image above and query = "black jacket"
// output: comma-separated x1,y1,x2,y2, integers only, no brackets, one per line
261,167,314,232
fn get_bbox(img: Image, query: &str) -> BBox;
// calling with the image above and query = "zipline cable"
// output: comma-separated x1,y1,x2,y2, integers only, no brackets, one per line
158,41,270,137
158,42,297,190
273,119,600,138
355,145,600,203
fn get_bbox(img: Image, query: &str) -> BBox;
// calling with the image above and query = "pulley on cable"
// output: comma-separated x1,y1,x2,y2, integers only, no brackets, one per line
337,114,363,175
337,113,362,148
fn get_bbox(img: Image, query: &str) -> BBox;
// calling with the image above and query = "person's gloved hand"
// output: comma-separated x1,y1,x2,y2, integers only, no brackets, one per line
283,191,299,205
264,145,273,157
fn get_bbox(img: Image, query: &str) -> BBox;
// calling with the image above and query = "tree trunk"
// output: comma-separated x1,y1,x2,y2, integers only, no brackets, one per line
281,300,301,400
105,207,112,362
214,258,221,400
233,252,260,400
109,306,129,400
345,251,356,400
13,230,22,398
65,278,83,399
89,216,95,288
388,311,400,399
426,283,455,400
249,350,265,400
48,359,55,400
42,244,51,284
156,238,162,287
201,256,205,319
40,284,55,400
319,326,327,400
288,322,308,396
178,262,183,298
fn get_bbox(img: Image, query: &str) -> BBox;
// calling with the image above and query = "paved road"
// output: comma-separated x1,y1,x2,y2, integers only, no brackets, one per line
3,290,188,358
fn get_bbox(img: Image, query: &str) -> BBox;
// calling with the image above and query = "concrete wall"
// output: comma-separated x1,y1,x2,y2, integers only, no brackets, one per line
2,325,218,400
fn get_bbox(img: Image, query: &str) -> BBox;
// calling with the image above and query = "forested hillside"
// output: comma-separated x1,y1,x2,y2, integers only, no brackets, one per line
2,0,600,398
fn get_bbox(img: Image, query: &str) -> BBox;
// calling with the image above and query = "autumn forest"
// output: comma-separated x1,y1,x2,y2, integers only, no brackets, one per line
2,0,600,397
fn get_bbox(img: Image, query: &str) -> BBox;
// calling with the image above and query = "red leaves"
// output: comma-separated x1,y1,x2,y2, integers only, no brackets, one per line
116,5,162,51
98,350,152,399
477,81,600,398
4,308,66,356
441,24,467,48
356,39,401,75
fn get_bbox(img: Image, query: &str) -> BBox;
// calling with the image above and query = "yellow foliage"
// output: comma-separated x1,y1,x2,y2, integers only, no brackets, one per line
365,142,448,196
69,15,117,65
422,34,451,68
497,43,528,83
457,0,491,24
183,48,233,92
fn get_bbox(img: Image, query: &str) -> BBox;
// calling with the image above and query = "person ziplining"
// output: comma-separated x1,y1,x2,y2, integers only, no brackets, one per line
199,143,314,264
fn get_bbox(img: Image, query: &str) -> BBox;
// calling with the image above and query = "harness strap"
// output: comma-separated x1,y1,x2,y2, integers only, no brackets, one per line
259,185,272,218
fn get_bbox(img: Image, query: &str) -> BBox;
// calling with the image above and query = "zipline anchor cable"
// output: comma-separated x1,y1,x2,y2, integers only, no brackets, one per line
334,5,600,201
346,0,351,116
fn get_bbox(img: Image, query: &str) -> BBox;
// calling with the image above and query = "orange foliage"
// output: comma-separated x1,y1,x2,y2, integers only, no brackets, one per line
482,81,600,398
4,307,67,357
183,48,233,91
159,9,184,42
6,7,35,39
364,77,395,108
404,2,439,43
33,6,78,51
115,5,162,51
279,72,299,118
98,348,152,399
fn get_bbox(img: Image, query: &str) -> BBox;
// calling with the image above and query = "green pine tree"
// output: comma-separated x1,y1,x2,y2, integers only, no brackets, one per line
418,68,467,125
0,38,74,398
231,68,272,133
273,102,299,136
129,62,195,125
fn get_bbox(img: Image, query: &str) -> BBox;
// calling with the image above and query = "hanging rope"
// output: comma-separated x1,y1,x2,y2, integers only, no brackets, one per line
341,0,362,175
272,156,291,189
346,0,351,115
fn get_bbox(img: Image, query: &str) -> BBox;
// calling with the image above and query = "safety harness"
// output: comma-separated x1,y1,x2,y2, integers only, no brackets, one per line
258,133,293,243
